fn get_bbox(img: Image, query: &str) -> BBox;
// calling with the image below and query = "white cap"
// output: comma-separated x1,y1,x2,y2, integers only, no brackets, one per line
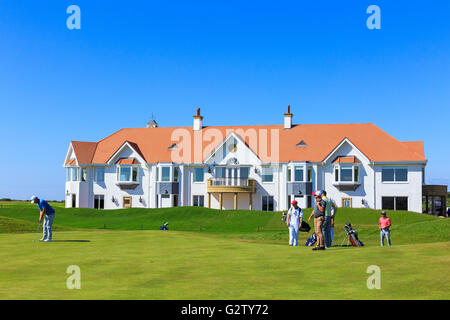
30,195,38,203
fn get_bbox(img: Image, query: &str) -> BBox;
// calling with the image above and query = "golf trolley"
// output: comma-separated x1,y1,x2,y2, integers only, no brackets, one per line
340,223,364,247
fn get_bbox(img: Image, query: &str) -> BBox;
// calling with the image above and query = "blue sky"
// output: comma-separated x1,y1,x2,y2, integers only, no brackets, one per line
0,0,449,200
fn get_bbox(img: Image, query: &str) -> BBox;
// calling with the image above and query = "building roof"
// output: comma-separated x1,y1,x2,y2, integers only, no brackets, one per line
71,141,97,164
332,156,361,164
116,158,139,165
68,123,426,165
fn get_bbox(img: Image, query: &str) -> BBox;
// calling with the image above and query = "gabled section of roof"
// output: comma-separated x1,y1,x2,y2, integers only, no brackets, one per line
105,141,147,165
71,141,97,164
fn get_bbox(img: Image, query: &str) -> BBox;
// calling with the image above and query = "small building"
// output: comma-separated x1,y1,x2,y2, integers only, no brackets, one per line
422,185,448,216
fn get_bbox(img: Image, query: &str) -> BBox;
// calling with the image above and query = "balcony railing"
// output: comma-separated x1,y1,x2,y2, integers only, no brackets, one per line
209,178,249,186
207,178,256,193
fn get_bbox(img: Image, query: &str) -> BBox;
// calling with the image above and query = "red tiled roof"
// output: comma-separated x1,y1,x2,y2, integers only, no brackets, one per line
68,123,427,164
332,156,360,164
71,141,97,164
65,159,76,165
116,158,139,165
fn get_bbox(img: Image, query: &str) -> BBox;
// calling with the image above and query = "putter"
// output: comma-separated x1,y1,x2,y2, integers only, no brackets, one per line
32,222,41,243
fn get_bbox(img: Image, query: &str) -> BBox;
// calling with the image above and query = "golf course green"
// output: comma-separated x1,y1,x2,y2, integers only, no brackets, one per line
0,201,449,299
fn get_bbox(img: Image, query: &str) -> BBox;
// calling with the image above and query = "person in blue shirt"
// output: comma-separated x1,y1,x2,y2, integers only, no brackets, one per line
31,196,56,242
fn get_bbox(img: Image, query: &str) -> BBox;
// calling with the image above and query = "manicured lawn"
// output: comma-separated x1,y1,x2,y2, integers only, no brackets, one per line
0,230,448,299
0,202,449,299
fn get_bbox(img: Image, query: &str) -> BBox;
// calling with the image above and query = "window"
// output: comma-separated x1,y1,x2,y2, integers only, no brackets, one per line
262,195,274,211
382,167,408,182
194,167,204,182
216,167,226,178
120,167,131,181
117,166,139,182
307,167,312,182
240,167,249,179
334,165,359,183
340,166,353,182
132,167,138,182
174,167,179,182
94,168,105,182
193,195,204,207
81,168,87,181
71,167,78,181
161,167,170,182
262,167,273,182
287,167,291,182
382,196,408,211
294,166,304,182
94,195,104,209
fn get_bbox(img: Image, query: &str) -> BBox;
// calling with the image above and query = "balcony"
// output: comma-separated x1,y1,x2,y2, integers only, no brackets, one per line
207,178,256,193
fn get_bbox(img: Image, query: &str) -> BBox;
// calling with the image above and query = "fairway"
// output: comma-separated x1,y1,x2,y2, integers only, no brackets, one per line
0,202,449,299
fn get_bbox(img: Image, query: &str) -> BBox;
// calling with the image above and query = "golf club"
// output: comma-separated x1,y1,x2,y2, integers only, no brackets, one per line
32,222,41,243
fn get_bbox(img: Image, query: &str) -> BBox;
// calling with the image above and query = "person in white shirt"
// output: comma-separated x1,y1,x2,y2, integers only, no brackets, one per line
286,200,303,246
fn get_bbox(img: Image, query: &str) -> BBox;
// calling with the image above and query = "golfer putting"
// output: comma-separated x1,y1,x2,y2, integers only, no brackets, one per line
286,200,303,246
30,196,55,242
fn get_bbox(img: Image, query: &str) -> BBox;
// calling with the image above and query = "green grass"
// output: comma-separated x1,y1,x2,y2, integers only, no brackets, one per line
0,201,449,299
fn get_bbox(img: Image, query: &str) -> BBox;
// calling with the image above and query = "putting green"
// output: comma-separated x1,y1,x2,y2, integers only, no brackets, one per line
0,230,448,299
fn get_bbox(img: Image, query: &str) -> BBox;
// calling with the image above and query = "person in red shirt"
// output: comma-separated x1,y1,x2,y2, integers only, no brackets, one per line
379,211,392,246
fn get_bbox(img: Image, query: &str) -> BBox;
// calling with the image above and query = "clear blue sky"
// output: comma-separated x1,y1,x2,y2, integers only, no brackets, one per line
0,0,449,200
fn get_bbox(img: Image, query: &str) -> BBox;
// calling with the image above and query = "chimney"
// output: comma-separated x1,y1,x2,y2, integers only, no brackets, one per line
193,107,203,131
284,105,293,129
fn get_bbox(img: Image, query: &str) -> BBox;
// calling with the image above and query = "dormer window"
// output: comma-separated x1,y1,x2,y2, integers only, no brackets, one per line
332,156,361,190
334,164,359,183
117,166,138,182
115,158,140,184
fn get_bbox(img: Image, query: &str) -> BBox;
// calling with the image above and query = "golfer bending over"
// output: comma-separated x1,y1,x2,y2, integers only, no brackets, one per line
31,196,55,242
308,190,326,250
286,200,303,246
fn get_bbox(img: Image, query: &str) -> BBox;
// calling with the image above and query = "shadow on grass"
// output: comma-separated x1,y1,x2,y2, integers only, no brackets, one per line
51,240,91,242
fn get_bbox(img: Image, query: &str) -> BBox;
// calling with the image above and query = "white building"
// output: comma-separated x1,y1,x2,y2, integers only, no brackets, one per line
63,107,427,212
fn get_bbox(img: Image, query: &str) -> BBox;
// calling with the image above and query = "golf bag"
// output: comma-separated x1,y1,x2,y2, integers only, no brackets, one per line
344,223,364,247
305,233,317,247
160,222,168,231
281,212,287,223
299,221,311,232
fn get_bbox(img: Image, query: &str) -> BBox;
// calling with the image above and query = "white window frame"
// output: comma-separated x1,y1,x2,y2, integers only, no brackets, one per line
116,165,139,183
94,167,105,183
193,195,204,207
160,166,171,182
66,167,79,182
294,165,305,182
381,167,408,184
192,167,205,183
261,166,274,183
334,164,360,183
